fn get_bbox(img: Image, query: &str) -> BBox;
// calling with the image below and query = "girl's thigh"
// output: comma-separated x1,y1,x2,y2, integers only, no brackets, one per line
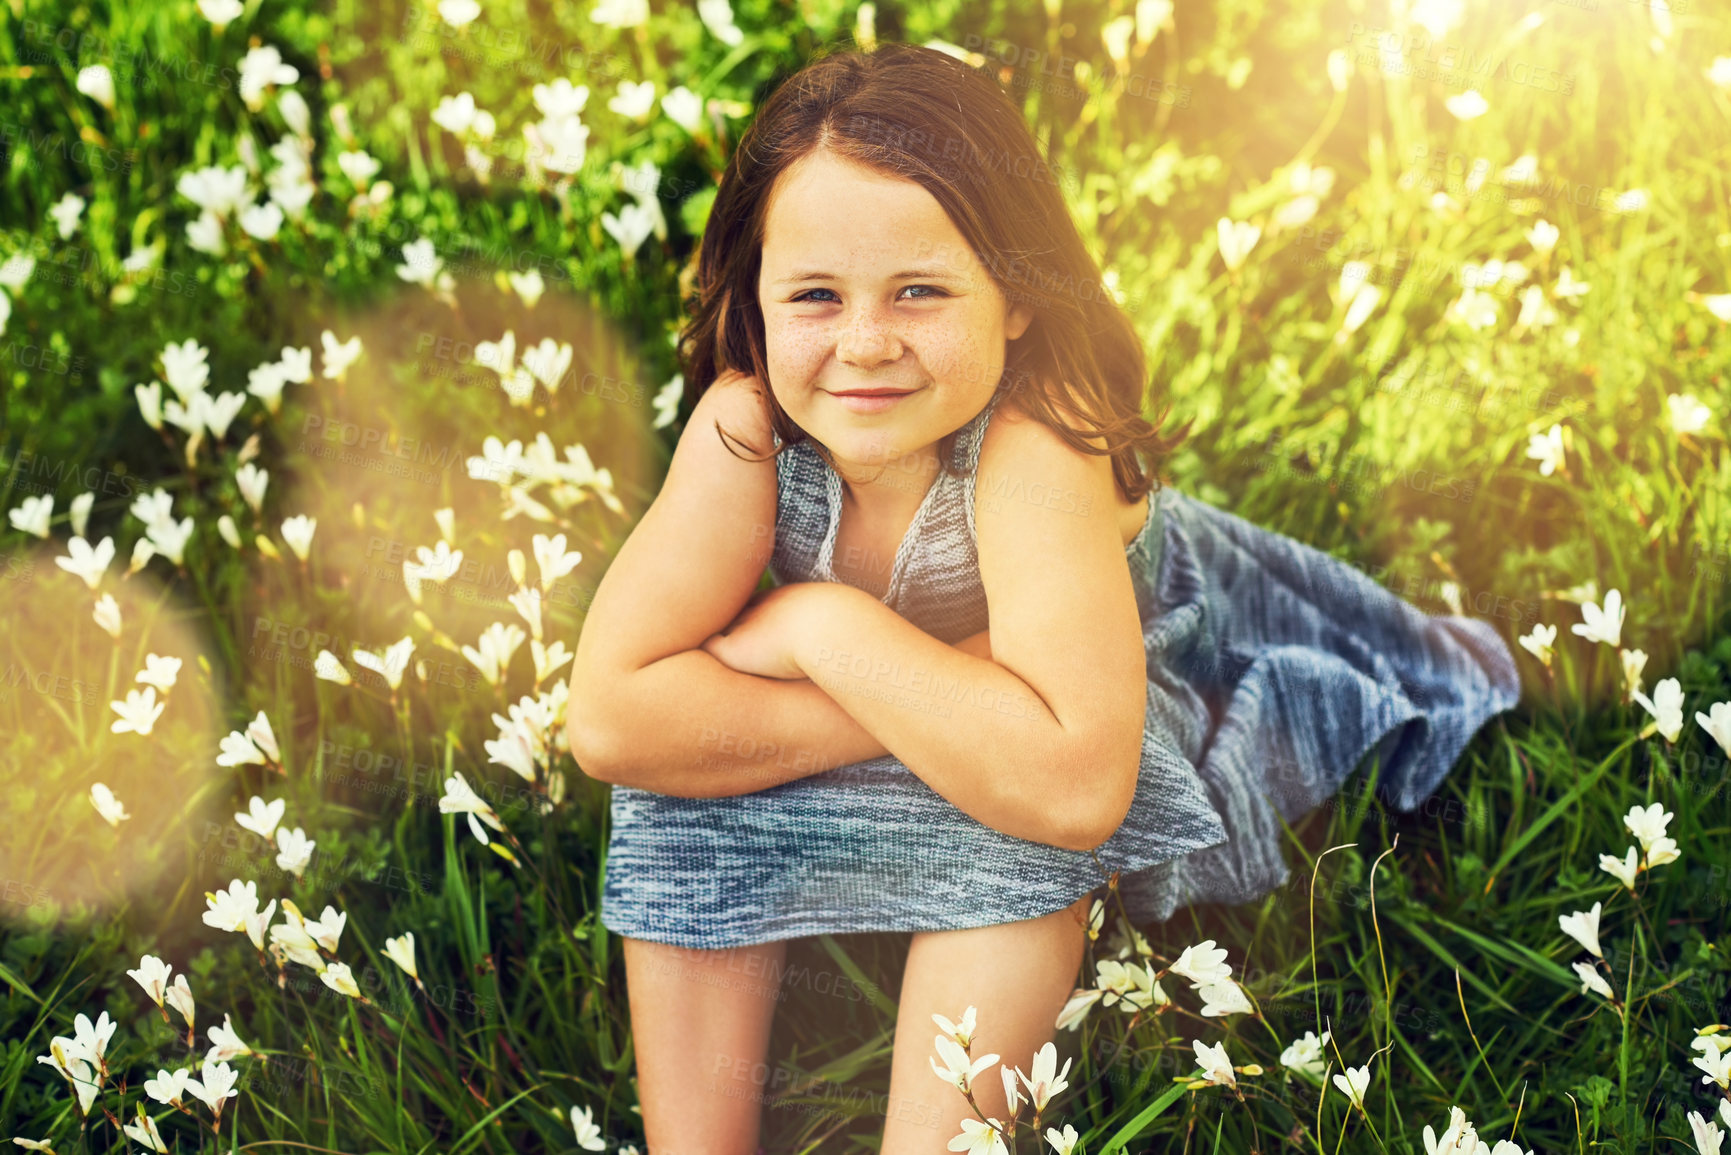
882,894,1093,1153
622,935,787,1155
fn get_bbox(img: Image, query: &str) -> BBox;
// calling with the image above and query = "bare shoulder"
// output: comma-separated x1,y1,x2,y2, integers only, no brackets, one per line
977,392,1116,482
689,369,777,460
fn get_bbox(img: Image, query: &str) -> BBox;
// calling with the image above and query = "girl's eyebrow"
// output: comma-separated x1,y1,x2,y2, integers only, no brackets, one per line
770,267,963,285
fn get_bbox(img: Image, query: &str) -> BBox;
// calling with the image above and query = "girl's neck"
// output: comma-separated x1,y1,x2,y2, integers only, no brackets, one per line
832,443,942,510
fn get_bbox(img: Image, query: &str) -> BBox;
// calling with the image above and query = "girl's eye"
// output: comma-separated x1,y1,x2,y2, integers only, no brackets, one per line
789,285,948,304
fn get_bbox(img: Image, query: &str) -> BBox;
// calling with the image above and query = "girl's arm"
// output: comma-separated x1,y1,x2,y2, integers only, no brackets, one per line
703,399,1147,851
563,371,992,797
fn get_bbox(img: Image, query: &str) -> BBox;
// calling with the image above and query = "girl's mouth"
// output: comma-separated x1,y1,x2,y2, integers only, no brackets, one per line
824,386,924,414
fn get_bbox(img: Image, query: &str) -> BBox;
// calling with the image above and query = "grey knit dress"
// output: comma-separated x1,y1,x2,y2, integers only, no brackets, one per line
600,391,1523,950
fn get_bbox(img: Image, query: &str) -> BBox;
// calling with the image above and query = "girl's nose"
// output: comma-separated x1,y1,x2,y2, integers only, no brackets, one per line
834,307,903,368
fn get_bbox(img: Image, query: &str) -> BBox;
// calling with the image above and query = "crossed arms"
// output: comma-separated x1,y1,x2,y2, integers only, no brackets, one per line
564,373,1146,853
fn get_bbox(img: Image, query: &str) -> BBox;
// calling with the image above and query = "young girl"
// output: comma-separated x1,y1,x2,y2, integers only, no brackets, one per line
566,43,1521,1154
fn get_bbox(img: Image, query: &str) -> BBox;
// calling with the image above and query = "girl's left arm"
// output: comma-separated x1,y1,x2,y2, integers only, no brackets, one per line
704,400,1147,852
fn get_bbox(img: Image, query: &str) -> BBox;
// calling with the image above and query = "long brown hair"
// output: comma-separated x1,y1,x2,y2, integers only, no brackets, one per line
676,42,1190,503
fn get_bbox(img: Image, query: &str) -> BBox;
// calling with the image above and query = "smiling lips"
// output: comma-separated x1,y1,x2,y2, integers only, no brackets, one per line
826,385,923,414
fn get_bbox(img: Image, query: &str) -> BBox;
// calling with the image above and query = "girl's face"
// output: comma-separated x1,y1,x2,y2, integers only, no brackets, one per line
757,149,1033,472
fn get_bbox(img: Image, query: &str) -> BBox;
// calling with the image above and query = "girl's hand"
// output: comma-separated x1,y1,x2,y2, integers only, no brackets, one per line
700,583,820,681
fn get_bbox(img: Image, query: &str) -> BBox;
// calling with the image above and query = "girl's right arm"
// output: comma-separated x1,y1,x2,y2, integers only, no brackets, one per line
565,372,987,796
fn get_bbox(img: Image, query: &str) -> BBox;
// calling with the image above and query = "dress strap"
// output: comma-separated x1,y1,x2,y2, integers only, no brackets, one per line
953,389,1006,473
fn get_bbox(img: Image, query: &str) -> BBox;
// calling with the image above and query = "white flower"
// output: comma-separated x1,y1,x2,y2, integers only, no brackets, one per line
602,201,658,258
1016,1041,1072,1111
1688,1112,1724,1155
145,515,195,566
507,269,545,309
1444,89,1488,119
135,381,164,429
661,85,705,133
93,593,123,638
697,0,744,45
177,165,250,218
1525,219,1560,255
1045,1123,1079,1155
278,88,311,135
1558,902,1603,958
206,1015,253,1064
1555,265,1591,300
90,781,131,826
145,1066,195,1105
438,0,481,27
160,338,211,400
1191,1039,1236,1087
932,1006,978,1048
1340,281,1382,336
1279,1029,1331,1082
1216,218,1260,272
280,514,316,560
320,330,363,380
440,771,508,847
244,710,280,762
931,1033,998,1093
50,192,86,240
1169,940,1232,987
239,201,283,240
532,639,573,684
110,687,166,736
304,904,346,952
0,252,34,291
353,637,416,691
238,45,298,110
1645,835,1681,868
217,729,268,768
397,238,444,287
1667,393,1713,436
1332,1063,1370,1109
1570,588,1623,647
1613,188,1648,213
275,827,316,879
235,463,269,514
1710,57,1731,89
383,932,419,981
76,64,116,111
187,1059,240,1112
124,1111,169,1152
609,79,658,120
652,374,683,429
592,0,649,26
1197,977,1254,1017
433,92,478,135
532,532,582,590
337,149,381,187
165,976,198,1032
1599,845,1640,890
1697,1048,1731,1090
277,345,312,384
949,1117,1009,1155
1573,959,1614,1001
56,535,115,590
1698,701,1731,758
1622,802,1673,853
1447,287,1500,330
521,338,573,392
66,491,93,538
235,795,285,839
198,0,244,27
203,880,262,933
129,954,174,1008
1518,623,1557,669
1620,648,1648,699
8,493,52,537
315,649,353,685
462,621,527,686
1631,678,1684,743
571,1105,606,1151
186,211,227,255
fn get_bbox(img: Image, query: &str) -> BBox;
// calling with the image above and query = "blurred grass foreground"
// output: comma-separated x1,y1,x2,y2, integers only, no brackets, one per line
3,0,1731,1150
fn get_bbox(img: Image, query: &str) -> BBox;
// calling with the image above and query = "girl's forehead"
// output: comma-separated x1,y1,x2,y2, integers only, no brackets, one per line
761,156,977,273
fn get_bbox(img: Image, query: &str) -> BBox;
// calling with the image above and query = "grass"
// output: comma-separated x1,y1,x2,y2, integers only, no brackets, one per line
1,0,1729,1150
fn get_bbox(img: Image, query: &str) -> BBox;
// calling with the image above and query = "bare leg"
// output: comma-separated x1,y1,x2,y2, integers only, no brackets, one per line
881,895,1092,1152
623,935,787,1155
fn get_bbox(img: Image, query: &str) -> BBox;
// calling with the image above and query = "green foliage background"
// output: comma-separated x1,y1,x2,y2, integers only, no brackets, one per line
2,0,1730,1150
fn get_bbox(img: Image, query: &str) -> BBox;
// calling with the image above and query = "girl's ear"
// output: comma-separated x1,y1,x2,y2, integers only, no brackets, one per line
1006,301,1034,342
